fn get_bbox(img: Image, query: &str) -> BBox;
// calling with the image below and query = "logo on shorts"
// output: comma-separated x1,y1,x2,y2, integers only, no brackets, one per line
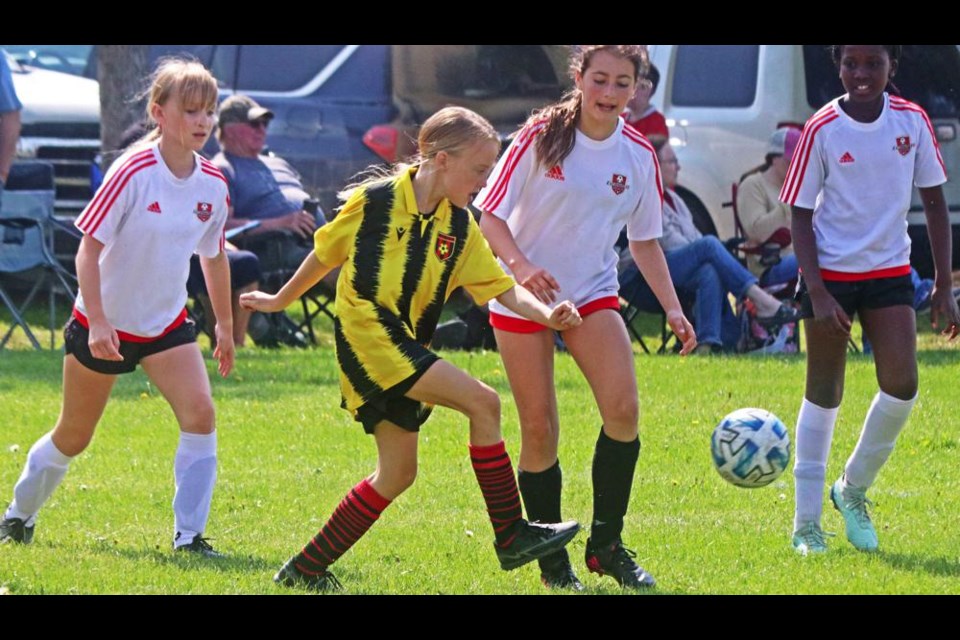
435,233,456,261
895,136,913,156
194,202,213,222
608,173,628,195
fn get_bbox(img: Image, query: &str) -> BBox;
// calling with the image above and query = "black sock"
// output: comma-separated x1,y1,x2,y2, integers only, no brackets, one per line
518,459,568,570
591,427,640,547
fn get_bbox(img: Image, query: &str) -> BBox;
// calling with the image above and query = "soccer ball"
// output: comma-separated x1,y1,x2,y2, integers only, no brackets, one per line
711,408,791,488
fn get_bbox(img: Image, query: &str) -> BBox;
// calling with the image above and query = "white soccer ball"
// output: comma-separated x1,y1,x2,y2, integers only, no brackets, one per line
711,408,791,488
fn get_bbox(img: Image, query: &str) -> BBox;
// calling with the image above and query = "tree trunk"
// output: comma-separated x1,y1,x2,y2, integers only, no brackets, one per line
96,45,149,164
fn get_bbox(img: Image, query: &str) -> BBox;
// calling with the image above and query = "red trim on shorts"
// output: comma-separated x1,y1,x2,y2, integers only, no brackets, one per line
72,307,188,343
489,296,620,333
820,265,911,282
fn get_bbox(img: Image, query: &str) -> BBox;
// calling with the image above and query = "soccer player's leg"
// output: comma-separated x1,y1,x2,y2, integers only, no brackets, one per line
2,354,115,544
406,360,579,571
141,342,220,556
563,309,653,589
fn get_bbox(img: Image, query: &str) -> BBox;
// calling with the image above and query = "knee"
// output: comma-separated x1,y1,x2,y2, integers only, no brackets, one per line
520,414,560,452
377,459,418,496
603,395,639,430
50,426,93,457
466,381,501,424
180,399,217,435
879,377,918,402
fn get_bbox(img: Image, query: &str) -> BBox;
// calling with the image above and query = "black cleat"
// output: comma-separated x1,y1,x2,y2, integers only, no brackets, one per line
274,557,343,592
540,557,586,592
175,534,223,558
585,537,656,589
0,517,34,545
495,519,580,571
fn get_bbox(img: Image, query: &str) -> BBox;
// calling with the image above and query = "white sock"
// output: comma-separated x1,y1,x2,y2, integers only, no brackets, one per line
172,431,217,547
793,399,839,532
844,391,916,490
5,432,73,526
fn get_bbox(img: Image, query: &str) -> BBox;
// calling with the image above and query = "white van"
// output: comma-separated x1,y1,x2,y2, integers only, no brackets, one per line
648,44,960,275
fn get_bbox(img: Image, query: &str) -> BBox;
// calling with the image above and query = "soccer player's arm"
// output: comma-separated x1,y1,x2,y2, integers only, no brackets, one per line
914,113,958,337
458,220,579,331
627,152,696,354
198,194,234,376
240,189,361,313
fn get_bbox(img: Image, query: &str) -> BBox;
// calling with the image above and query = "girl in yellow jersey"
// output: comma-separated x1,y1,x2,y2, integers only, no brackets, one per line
241,106,583,591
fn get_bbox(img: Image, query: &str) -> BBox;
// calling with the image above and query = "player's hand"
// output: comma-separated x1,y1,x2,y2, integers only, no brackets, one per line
666,309,697,355
239,290,283,313
513,260,560,304
212,324,235,378
930,283,960,340
276,210,318,239
547,300,582,330
88,319,123,361
810,289,851,338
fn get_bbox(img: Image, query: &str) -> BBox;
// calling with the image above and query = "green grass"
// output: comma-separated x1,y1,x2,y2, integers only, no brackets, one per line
1,303,959,594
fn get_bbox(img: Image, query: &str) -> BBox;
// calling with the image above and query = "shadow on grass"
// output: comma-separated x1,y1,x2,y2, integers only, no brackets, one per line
877,551,960,577
90,542,277,574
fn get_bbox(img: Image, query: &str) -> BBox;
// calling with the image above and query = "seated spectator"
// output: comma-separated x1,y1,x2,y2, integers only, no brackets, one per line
1,51,23,211
736,127,801,288
624,62,668,146
211,95,328,278
620,140,797,353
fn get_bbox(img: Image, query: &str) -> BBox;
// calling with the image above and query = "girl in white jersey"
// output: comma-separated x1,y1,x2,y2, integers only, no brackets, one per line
0,59,234,556
478,45,696,591
781,45,960,555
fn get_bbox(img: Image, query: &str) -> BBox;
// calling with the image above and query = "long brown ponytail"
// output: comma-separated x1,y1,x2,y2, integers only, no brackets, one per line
528,45,648,171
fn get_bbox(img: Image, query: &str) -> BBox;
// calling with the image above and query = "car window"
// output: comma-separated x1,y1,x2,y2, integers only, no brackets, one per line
1,45,93,77
670,45,759,108
230,45,345,92
804,45,960,118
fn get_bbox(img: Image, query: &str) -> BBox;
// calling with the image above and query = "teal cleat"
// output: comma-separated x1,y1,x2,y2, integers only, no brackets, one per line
830,477,879,552
791,521,830,555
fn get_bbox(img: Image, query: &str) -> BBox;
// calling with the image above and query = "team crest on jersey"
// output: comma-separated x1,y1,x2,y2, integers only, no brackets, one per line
895,136,913,156
435,233,456,261
608,173,629,195
194,202,213,222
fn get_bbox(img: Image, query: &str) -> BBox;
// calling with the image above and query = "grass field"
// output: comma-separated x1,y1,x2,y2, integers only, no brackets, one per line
1,303,959,595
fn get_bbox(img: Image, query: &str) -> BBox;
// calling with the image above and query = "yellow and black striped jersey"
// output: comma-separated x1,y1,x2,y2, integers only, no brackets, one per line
314,166,515,412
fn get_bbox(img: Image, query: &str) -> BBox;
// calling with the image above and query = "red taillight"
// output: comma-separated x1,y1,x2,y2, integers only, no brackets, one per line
363,125,399,163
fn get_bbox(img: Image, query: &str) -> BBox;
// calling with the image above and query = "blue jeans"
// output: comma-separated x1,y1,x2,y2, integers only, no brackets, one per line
620,236,756,350
759,254,798,288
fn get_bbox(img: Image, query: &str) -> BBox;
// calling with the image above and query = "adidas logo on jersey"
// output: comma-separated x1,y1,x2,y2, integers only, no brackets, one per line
147,201,162,214
839,152,855,164
545,165,565,181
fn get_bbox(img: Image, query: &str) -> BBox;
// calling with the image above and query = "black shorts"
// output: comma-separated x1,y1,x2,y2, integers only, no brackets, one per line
797,274,914,320
63,317,197,375
354,365,436,435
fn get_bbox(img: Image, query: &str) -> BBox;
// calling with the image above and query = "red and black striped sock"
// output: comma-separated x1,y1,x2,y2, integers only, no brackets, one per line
469,441,523,547
293,478,391,576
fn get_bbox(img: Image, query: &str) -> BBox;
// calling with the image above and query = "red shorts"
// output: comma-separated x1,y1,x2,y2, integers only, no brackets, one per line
489,296,620,334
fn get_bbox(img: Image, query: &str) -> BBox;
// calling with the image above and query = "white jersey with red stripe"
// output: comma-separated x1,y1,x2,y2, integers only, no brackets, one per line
74,142,229,338
477,117,663,319
780,93,947,278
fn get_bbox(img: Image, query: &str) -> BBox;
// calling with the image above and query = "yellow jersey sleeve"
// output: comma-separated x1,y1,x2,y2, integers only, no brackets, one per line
313,188,367,267
454,216,515,306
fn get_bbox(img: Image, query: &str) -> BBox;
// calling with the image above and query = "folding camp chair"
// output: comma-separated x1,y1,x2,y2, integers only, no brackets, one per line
0,162,77,350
